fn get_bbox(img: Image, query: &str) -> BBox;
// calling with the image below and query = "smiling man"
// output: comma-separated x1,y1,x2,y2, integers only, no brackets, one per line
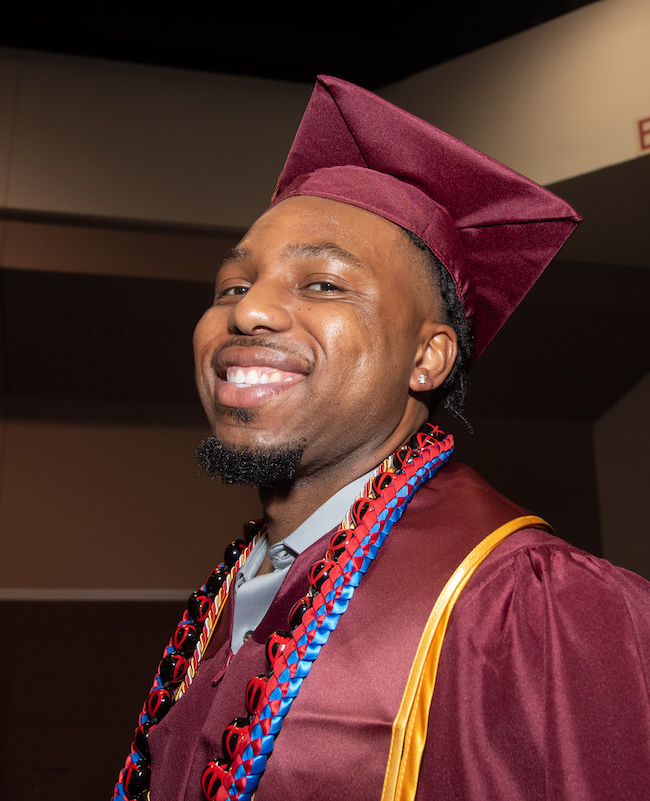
113,77,650,801
193,196,458,539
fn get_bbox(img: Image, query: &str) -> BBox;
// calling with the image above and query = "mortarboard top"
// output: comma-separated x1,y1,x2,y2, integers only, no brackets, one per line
270,75,581,361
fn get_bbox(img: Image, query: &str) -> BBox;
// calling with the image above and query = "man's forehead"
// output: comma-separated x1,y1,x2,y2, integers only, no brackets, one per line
228,196,405,264
221,241,363,270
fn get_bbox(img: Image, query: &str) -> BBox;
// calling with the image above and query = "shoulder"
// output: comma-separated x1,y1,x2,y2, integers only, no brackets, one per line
444,527,650,746
416,461,650,625
422,528,650,799
451,526,650,656
466,525,650,616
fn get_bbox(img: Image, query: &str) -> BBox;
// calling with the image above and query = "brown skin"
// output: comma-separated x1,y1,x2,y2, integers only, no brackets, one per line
194,196,457,564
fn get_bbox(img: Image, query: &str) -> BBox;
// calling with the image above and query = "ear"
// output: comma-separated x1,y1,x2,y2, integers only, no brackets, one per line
409,323,458,393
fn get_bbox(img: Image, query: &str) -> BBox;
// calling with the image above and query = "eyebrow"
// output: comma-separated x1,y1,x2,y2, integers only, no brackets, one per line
215,248,247,278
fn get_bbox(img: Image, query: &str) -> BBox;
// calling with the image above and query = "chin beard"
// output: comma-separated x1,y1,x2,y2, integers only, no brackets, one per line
196,435,304,487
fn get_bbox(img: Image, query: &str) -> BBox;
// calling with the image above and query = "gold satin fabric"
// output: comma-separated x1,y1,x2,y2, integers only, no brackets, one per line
381,515,552,801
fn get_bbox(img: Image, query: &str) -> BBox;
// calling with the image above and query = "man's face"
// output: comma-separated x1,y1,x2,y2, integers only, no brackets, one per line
193,196,442,483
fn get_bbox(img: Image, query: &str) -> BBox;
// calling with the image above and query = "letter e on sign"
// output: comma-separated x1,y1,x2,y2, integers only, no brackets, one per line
639,118,650,151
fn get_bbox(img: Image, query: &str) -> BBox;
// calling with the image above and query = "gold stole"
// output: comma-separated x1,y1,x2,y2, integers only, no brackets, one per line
381,515,552,801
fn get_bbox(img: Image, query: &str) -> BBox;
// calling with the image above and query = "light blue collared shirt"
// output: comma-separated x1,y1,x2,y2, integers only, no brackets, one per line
231,469,375,653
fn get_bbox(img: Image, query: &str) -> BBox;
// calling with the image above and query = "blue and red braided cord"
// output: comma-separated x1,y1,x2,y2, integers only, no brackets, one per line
204,433,453,800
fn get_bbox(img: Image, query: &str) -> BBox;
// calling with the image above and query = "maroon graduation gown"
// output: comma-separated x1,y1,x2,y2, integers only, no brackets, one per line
148,464,650,799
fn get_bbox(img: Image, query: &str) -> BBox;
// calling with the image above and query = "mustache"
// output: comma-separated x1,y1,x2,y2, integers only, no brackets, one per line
210,337,300,371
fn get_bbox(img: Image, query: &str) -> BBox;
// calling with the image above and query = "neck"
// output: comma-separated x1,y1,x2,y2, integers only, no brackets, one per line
257,401,431,548
259,420,427,546
258,461,373,548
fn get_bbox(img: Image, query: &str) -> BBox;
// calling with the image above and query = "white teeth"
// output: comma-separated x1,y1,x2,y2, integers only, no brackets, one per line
226,367,288,386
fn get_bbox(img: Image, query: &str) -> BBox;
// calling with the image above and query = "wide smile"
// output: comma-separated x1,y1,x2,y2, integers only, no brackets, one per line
208,345,311,410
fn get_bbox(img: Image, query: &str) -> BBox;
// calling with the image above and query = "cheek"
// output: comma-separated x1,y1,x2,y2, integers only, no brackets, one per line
192,308,215,355
192,310,220,402
193,308,230,376
317,315,375,379
319,307,412,383
316,301,381,350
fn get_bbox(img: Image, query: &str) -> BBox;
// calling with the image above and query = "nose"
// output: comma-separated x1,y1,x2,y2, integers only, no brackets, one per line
228,280,292,335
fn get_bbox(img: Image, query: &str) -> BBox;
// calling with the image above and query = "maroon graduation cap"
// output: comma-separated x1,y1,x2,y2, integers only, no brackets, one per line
270,75,581,361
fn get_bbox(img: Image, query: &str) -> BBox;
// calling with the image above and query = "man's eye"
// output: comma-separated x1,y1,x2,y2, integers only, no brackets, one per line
218,285,249,298
306,281,341,292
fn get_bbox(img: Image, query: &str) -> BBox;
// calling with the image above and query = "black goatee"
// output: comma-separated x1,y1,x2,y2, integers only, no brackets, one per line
196,435,304,488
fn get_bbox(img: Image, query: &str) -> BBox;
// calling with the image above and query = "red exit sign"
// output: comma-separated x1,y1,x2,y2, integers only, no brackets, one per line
640,118,650,151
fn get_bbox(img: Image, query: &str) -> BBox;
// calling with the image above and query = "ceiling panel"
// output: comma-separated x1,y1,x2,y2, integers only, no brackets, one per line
2,2,598,89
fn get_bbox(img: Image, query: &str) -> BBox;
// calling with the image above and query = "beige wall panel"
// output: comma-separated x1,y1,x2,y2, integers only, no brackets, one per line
5,49,310,228
4,0,650,229
595,370,650,579
3,218,241,281
383,0,650,185
0,412,606,591
0,416,262,592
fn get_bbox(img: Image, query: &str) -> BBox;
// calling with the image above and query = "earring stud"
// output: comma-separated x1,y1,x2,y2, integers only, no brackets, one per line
417,374,427,385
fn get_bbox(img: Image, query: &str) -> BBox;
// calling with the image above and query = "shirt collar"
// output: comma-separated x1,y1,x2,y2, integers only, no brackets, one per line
268,467,376,569
240,466,377,581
